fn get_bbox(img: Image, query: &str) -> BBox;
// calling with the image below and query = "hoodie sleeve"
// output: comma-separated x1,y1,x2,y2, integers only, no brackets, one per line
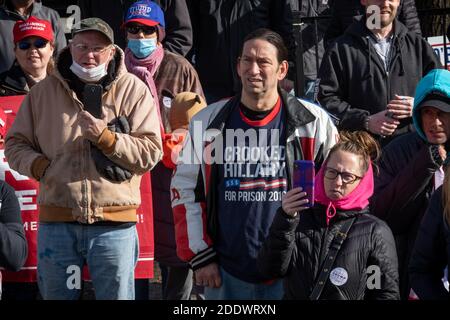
371,136,440,234
0,181,27,271
257,207,300,278
317,42,371,131
409,188,448,300
420,37,443,75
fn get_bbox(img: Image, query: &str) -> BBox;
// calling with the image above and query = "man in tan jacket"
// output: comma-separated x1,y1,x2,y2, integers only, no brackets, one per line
5,18,162,300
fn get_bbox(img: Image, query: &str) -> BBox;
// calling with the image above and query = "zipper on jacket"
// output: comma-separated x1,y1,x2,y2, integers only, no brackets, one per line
385,35,400,112
81,140,89,220
0,83,27,95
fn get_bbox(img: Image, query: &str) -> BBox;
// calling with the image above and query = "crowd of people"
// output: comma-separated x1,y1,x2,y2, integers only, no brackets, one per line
0,0,448,301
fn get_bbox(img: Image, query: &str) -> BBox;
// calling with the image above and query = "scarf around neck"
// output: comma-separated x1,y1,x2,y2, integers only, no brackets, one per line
314,161,374,225
124,45,165,134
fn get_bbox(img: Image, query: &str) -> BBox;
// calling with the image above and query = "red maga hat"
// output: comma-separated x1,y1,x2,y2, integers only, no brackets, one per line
13,16,54,43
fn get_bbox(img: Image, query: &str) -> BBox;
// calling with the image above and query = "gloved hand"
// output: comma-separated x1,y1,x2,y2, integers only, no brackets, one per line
90,116,133,182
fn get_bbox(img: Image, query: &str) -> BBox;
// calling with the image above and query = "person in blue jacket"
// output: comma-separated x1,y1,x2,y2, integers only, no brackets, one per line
408,68,450,300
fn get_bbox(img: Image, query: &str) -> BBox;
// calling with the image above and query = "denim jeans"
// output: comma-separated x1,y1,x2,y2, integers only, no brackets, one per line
204,266,283,300
37,222,139,300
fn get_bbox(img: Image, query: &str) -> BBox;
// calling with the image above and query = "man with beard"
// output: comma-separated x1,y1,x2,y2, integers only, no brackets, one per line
0,0,67,73
317,0,441,147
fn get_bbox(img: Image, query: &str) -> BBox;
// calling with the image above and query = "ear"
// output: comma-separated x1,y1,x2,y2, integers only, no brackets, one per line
49,42,55,54
109,45,116,60
277,60,289,81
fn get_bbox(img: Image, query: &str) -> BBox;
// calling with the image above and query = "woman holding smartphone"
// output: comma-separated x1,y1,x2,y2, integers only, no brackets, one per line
258,131,400,300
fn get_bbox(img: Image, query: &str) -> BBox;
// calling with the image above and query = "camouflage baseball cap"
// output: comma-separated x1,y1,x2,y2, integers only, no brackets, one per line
71,18,114,44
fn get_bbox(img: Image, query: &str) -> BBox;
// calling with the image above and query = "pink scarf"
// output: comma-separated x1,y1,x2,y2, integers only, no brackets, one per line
314,161,374,225
124,45,165,134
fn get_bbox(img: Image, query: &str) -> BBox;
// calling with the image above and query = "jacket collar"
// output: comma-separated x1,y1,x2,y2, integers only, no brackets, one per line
207,88,317,137
1,60,29,94
1,0,41,19
346,15,408,45
312,204,367,227
53,45,127,96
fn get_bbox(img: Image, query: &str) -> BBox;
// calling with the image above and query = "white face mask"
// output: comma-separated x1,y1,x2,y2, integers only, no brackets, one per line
70,61,108,83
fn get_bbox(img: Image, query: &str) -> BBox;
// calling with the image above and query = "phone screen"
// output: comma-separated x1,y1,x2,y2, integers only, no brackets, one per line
83,84,103,119
292,160,315,207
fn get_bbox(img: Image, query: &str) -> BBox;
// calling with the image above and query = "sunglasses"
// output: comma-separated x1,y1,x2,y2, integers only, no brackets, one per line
126,25,156,35
18,38,49,50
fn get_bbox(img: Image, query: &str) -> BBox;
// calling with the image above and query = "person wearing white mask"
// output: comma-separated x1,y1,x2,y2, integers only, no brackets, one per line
123,0,204,300
4,17,163,300
124,0,203,133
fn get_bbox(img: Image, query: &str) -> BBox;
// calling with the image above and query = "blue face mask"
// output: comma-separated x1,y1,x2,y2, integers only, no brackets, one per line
127,38,157,58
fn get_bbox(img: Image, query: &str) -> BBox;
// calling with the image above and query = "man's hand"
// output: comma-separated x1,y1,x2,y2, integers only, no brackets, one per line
78,110,107,142
194,262,222,288
368,110,400,136
387,95,414,120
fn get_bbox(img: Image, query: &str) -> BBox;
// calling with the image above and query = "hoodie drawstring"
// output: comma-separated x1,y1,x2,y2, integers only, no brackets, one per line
365,36,373,80
397,39,405,76
326,202,337,226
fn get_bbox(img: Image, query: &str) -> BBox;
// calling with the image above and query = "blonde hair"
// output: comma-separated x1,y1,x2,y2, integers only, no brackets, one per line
328,131,381,175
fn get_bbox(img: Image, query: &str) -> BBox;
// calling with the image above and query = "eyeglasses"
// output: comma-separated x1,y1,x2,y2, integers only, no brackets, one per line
126,25,156,35
18,39,49,50
72,43,111,55
324,167,362,184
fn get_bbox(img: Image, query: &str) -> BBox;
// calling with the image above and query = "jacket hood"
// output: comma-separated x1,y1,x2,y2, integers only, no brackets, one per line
346,16,408,41
412,69,450,141
53,44,128,93
345,17,409,79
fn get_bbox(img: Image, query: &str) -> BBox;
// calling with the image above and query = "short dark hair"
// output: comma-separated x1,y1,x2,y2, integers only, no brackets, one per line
239,28,288,64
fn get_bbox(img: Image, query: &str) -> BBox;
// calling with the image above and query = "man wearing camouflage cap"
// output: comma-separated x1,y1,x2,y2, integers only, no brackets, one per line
5,18,162,300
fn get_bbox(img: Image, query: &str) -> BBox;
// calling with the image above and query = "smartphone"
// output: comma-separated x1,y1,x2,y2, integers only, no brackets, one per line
292,160,315,207
83,84,103,119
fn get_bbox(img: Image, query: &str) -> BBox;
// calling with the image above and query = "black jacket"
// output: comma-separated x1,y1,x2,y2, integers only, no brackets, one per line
371,132,443,299
324,0,422,45
78,0,193,56
290,0,331,80
0,61,29,96
187,0,295,102
258,206,400,300
152,162,188,268
317,17,441,145
409,187,450,300
0,180,27,271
